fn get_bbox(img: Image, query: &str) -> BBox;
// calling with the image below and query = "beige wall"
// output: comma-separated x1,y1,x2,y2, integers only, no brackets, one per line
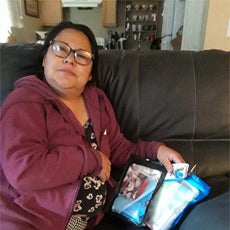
64,7,108,38
203,0,230,51
64,1,125,40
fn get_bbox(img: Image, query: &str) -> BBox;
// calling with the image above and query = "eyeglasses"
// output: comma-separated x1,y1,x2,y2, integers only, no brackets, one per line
49,40,94,66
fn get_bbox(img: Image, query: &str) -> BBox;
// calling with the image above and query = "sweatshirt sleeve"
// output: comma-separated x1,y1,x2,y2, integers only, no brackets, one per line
100,92,163,168
0,98,102,193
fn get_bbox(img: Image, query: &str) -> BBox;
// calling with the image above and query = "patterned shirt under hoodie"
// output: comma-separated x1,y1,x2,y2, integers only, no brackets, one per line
66,119,107,230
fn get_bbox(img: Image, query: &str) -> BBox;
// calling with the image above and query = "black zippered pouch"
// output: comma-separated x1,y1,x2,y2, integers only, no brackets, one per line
110,155,167,226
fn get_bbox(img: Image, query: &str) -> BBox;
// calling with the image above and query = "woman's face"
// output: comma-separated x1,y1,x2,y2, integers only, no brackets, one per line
42,28,93,96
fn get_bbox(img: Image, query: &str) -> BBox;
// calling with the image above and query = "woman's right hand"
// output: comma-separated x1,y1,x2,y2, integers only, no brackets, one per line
98,152,111,182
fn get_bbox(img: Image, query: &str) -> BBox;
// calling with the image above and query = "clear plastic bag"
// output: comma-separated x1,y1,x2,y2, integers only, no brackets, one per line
145,173,211,230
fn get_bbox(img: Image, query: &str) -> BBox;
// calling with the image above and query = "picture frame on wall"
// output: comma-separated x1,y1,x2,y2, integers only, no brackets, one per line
24,0,39,18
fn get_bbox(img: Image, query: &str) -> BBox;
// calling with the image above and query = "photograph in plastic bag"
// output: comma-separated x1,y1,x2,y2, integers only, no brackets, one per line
112,163,163,225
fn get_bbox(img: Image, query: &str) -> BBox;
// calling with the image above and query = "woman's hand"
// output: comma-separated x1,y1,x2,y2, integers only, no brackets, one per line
157,145,185,174
98,152,111,182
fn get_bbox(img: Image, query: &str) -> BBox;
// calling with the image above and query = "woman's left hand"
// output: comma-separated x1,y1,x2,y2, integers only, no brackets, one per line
157,145,185,174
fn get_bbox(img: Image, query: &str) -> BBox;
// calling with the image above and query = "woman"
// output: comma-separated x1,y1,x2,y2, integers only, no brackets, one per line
0,21,184,230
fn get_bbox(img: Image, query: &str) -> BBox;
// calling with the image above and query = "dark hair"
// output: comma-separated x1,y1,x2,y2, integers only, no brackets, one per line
36,21,98,85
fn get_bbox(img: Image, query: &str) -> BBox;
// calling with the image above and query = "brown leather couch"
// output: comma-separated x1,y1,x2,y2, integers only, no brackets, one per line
0,42,229,229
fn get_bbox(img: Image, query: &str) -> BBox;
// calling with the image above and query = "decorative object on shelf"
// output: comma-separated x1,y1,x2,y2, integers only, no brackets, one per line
126,4,131,11
24,0,39,18
142,4,148,11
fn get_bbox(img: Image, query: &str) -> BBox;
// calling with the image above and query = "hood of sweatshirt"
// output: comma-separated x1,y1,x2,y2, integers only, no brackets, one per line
1,75,98,117
1,75,105,141
1,75,58,114
15,75,57,99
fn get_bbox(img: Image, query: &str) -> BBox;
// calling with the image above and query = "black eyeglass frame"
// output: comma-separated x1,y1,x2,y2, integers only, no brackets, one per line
49,40,95,66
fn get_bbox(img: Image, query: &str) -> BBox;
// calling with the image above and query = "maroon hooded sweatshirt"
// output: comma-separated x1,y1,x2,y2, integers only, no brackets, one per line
0,76,161,229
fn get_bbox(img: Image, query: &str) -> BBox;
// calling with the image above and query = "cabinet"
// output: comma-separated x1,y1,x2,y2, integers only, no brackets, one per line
102,0,117,27
125,0,161,48
39,0,63,26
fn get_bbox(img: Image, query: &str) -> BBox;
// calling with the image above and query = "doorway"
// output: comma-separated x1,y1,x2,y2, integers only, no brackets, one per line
161,0,209,51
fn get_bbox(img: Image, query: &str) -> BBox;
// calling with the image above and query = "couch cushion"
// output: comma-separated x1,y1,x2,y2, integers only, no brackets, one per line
0,42,42,105
179,191,230,230
97,49,230,181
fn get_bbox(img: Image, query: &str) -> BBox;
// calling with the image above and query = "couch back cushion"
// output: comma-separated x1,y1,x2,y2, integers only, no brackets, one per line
97,49,230,141
97,49,230,179
0,42,42,105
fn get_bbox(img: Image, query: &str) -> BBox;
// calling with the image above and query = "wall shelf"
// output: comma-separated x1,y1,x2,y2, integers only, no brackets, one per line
125,0,163,49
